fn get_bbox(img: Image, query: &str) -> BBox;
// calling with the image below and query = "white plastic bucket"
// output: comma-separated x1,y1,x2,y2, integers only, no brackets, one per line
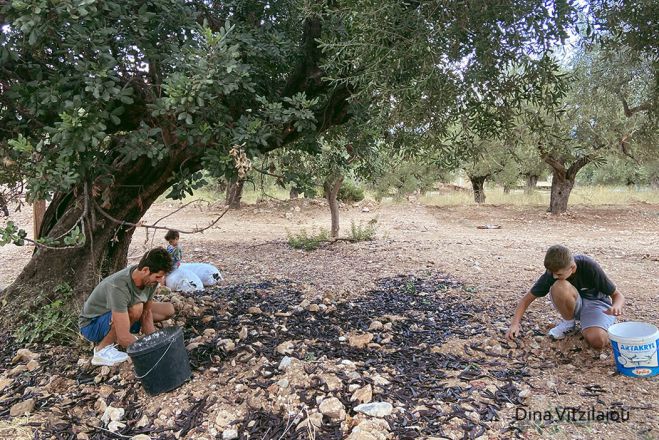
608,322,659,378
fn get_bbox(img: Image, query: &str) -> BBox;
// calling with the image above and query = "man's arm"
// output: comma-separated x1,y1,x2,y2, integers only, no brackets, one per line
141,300,156,335
506,292,538,339
112,311,137,348
604,290,625,316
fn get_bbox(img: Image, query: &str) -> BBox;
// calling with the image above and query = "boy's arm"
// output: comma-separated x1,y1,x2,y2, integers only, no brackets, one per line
506,292,537,339
604,290,625,316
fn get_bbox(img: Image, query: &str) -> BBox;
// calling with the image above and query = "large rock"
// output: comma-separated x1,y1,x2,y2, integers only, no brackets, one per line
320,373,343,392
319,397,346,421
354,402,393,418
351,384,373,404
348,332,374,349
347,418,391,440
10,399,35,417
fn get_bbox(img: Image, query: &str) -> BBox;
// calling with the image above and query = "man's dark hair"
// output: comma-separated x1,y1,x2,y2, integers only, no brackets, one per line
138,247,173,273
544,245,574,272
164,230,180,242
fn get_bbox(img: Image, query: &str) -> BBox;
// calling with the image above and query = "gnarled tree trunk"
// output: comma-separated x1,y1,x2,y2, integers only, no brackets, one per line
525,174,539,193
225,179,245,209
549,170,574,214
468,175,488,204
2,149,199,312
542,153,593,214
324,175,344,239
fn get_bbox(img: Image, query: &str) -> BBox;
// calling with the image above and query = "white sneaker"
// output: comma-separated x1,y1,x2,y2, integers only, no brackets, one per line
548,320,576,339
91,344,129,366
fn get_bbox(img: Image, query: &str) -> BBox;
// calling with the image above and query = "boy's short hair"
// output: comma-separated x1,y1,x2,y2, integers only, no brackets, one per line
544,245,574,272
138,247,173,273
164,230,180,242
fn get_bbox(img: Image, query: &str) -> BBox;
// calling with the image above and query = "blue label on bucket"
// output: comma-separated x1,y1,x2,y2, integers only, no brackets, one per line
611,338,659,377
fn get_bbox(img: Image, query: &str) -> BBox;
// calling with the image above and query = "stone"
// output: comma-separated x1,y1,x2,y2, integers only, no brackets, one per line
307,304,320,313
219,339,236,352
347,418,391,440
278,356,293,371
238,327,248,340
276,341,294,355
321,373,343,392
348,332,374,349
8,365,28,377
319,397,346,421
107,421,126,433
136,415,149,428
101,406,125,424
12,348,39,364
296,412,323,431
368,321,384,331
222,429,239,439
247,307,262,315
130,435,152,440
362,207,370,212
10,398,36,416
519,388,531,399
0,378,12,392
26,359,40,371
351,384,373,404
354,402,393,418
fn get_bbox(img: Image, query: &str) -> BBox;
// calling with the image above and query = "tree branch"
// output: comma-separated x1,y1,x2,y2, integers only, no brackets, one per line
620,95,653,117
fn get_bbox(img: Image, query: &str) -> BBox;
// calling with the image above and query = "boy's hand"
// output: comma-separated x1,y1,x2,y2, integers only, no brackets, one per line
506,323,520,339
605,305,623,316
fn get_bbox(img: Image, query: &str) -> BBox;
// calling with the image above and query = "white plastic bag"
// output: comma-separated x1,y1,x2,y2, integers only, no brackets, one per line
180,262,224,287
165,267,204,293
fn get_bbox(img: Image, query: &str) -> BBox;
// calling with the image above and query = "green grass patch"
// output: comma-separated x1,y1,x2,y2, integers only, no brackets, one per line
349,219,378,241
287,227,330,251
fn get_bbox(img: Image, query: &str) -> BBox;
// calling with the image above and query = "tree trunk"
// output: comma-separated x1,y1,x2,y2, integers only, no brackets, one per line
1,149,199,315
469,176,487,204
542,152,593,215
0,194,8,217
32,200,46,240
225,179,244,209
549,171,574,214
525,174,539,194
289,187,299,200
324,175,344,239
503,185,511,194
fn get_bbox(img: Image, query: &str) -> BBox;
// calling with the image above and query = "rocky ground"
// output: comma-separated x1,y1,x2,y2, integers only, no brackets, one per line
1,197,658,439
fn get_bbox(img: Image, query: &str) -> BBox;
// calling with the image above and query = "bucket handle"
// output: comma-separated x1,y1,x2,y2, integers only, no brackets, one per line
135,337,176,379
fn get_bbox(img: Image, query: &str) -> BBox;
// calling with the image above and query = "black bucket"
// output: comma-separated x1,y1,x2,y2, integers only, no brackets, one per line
127,327,191,395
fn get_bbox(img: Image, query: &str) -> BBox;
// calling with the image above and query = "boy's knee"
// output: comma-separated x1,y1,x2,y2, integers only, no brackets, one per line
550,280,576,297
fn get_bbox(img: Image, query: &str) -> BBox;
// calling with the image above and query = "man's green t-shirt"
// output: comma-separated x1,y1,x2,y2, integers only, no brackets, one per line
79,266,157,328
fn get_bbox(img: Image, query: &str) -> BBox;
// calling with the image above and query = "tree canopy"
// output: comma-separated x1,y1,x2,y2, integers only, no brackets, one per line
0,0,641,304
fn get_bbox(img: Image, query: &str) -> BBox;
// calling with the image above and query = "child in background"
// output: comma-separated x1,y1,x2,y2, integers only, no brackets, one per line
165,230,183,269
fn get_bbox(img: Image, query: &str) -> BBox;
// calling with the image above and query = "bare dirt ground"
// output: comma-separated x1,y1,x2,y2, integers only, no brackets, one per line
1,198,658,439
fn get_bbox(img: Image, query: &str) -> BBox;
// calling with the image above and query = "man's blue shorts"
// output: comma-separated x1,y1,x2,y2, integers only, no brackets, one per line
80,311,141,343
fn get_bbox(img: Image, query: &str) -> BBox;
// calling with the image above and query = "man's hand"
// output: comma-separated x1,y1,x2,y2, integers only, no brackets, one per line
605,304,623,316
506,322,521,340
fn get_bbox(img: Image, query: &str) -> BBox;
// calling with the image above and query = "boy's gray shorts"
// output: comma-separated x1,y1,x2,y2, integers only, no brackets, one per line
573,296,616,330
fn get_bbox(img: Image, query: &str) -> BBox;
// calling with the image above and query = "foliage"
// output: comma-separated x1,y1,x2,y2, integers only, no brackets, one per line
286,228,330,251
337,180,365,203
14,284,78,345
349,219,378,242
370,158,449,201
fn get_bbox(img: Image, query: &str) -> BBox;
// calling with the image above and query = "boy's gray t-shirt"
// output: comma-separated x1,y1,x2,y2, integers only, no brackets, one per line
79,266,157,328
530,255,616,301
